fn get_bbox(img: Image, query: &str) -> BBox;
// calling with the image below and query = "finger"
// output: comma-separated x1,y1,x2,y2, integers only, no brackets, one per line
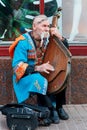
44,69,50,74
47,65,55,71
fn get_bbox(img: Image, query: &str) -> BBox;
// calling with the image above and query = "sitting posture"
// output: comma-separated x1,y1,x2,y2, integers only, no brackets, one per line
9,14,69,124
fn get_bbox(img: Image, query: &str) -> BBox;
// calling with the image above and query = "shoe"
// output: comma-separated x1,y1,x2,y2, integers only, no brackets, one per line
57,108,69,120
50,110,60,124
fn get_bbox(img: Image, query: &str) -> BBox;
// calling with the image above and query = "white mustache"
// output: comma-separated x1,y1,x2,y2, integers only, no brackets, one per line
41,32,50,39
40,32,50,47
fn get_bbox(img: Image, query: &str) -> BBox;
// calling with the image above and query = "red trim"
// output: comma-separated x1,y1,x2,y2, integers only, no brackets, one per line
0,46,9,56
0,46,87,56
69,46,87,56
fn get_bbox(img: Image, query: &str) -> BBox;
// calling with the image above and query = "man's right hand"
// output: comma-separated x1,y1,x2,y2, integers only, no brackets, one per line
35,61,55,74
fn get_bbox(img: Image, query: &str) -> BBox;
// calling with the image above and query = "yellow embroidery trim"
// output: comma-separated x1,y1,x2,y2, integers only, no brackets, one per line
34,80,41,91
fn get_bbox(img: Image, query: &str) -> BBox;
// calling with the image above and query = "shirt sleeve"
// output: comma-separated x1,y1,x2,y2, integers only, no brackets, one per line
24,65,35,76
62,37,69,49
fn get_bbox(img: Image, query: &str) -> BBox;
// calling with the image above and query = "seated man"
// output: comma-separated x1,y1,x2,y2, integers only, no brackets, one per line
9,14,69,124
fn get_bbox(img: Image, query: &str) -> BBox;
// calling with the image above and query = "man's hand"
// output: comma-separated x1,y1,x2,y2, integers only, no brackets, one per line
50,27,62,40
35,61,55,74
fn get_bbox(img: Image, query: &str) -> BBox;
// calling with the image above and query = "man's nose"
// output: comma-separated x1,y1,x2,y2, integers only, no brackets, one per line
45,27,49,32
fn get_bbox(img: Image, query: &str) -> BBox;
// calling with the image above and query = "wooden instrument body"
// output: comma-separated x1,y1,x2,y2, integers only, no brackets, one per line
42,7,72,94
42,36,72,94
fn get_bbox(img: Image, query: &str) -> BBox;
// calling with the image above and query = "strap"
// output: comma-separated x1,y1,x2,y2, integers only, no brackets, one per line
0,103,23,111
0,103,50,118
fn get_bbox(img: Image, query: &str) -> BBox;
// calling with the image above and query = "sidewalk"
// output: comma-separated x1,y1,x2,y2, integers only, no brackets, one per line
1,104,87,130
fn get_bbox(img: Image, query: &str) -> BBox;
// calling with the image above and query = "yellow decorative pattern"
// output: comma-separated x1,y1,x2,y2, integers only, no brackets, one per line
34,80,41,91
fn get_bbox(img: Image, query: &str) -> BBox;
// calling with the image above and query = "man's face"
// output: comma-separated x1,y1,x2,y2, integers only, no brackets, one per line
33,20,50,39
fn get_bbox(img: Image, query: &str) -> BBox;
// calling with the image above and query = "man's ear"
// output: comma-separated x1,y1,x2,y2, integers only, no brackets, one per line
32,24,36,30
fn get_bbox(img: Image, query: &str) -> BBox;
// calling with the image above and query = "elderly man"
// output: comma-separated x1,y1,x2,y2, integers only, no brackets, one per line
9,14,69,124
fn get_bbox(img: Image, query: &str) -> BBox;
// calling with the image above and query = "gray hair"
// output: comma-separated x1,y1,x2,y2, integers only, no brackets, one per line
33,15,49,25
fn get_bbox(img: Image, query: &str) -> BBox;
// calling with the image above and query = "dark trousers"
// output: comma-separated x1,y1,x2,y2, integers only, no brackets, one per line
55,88,66,109
37,87,66,110
48,88,66,109
37,94,54,110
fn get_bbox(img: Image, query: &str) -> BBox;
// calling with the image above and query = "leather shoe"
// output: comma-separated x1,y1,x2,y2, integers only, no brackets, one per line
50,110,60,124
57,108,69,120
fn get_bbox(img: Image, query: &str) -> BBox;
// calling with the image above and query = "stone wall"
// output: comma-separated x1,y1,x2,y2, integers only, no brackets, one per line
0,57,14,104
66,56,87,104
0,56,87,105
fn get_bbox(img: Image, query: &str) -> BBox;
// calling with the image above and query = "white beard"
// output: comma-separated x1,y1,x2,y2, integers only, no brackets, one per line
40,32,50,47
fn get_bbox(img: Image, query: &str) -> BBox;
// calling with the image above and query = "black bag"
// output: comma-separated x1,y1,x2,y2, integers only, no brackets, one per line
0,103,50,130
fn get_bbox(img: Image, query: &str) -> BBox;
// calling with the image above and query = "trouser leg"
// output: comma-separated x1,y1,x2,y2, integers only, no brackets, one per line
55,88,66,109
37,94,54,110
37,94,60,123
